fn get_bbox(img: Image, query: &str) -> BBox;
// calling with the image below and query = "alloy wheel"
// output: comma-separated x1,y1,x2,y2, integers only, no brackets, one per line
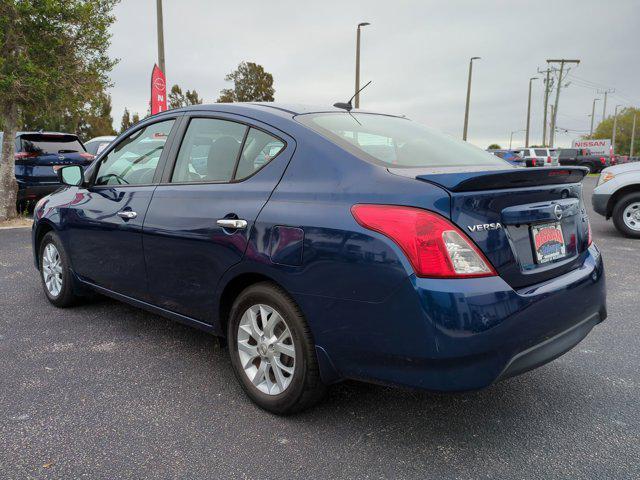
237,304,296,395
42,243,63,297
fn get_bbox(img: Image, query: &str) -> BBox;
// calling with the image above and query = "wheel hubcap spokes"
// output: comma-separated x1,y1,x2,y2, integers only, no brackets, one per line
237,304,296,395
623,202,640,231
42,243,63,296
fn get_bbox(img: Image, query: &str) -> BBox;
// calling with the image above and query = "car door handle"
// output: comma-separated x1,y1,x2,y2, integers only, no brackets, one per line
217,218,247,229
117,210,137,220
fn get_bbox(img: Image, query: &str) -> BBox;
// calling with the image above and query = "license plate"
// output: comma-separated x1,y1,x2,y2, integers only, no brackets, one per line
531,222,566,264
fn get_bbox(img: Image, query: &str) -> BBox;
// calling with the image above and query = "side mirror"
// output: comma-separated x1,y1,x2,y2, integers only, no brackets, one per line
57,165,84,186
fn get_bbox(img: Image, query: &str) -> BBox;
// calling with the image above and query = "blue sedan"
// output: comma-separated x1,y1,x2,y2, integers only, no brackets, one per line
32,104,606,414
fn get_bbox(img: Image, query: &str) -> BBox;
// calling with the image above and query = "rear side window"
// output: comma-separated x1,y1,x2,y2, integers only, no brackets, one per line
235,128,284,180
19,134,84,155
297,113,505,169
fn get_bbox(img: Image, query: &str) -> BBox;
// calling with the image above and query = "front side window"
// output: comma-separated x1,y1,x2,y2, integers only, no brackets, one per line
296,113,507,169
95,120,174,186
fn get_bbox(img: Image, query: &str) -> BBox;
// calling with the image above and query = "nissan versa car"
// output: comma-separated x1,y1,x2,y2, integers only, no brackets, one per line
32,104,606,414
0,131,94,210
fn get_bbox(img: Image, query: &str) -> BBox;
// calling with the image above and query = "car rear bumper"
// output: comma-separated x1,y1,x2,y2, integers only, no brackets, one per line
299,244,606,391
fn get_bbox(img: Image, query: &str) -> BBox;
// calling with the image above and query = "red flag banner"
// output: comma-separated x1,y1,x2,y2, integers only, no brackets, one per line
150,64,167,115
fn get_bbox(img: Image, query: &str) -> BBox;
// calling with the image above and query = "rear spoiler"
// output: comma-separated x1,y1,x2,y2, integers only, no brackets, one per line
414,167,588,192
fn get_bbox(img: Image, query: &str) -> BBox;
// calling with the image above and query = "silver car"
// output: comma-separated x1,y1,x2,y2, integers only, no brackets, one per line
592,162,640,238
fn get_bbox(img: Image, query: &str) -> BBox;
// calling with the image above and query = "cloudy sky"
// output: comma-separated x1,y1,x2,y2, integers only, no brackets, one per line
107,0,639,148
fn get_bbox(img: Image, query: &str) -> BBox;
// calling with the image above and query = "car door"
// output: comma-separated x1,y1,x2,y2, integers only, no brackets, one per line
142,113,294,322
62,117,181,300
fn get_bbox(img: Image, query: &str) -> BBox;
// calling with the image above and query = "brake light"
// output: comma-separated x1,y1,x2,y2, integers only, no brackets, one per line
14,152,38,159
351,204,496,278
600,157,606,165
547,156,552,164
80,152,95,161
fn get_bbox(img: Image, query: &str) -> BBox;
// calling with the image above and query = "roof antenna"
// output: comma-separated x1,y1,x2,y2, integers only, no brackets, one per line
334,80,372,111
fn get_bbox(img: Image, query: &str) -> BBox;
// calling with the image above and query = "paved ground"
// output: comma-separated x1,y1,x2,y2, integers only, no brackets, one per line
1,176,638,479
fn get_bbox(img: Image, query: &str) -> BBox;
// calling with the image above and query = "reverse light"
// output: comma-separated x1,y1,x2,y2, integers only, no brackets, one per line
351,204,496,278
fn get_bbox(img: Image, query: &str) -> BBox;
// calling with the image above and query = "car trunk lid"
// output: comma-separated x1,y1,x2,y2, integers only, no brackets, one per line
389,166,590,289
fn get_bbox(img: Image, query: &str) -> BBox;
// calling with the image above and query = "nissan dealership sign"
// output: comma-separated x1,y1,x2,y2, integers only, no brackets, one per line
572,139,612,156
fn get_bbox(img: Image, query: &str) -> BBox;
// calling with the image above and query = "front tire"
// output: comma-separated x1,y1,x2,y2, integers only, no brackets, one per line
39,231,78,307
227,282,326,414
612,193,640,238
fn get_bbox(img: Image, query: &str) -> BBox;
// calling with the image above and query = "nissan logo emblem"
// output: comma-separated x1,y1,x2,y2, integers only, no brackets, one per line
554,204,563,220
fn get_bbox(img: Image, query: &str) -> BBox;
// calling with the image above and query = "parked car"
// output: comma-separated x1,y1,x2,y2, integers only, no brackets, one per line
84,135,116,156
32,104,606,414
592,162,640,237
557,148,609,173
513,147,558,167
0,131,94,210
487,149,525,167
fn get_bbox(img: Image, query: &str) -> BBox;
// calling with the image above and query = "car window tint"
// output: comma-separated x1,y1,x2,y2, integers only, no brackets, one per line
171,118,247,183
298,113,505,169
95,120,174,186
235,128,284,180
534,149,547,156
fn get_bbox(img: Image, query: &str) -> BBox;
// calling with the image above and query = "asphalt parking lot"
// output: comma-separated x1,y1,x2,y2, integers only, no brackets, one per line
1,175,638,479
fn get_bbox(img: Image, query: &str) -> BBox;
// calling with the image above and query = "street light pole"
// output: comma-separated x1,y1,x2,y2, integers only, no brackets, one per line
509,129,525,149
590,98,600,136
525,77,538,148
630,114,637,157
462,56,481,141
156,0,166,75
354,22,370,109
598,89,614,122
612,105,622,155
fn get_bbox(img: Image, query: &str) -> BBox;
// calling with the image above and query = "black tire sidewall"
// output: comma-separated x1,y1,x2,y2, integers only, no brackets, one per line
227,283,312,414
39,231,76,306
612,193,640,239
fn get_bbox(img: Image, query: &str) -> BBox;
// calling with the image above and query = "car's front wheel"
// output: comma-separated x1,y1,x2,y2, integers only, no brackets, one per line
227,282,326,414
612,192,640,238
39,231,78,307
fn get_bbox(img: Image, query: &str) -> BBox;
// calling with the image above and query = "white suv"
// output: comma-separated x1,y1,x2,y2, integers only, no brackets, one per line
514,148,559,167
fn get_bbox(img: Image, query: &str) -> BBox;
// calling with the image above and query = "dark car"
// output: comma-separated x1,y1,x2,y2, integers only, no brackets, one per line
557,148,609,173
1,131,94,209
487,149,525,167
32,104,606,414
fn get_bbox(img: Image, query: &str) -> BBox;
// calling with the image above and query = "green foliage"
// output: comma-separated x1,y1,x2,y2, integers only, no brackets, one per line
217,62,275,103
487,143,501,150
168,84,203,109
119,108,140,133
589,107,640,156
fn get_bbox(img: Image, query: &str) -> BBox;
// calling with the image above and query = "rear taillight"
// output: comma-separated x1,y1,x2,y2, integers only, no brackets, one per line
14,152,37,159
547,156,551,164
80,152,95,161
587,220,593,246
600,157,606,165
351,204,496,278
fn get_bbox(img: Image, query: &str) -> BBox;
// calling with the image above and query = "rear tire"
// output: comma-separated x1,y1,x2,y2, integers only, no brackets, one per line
227,282,326,414
39,231,79,307
612,193,640,238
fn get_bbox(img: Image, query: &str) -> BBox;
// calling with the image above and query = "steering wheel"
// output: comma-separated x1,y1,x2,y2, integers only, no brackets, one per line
97,173,129,185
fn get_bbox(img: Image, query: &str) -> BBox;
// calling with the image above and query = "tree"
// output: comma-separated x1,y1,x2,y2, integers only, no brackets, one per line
120,108,132,133
216,61,275,103
487,143,501,150
168,84,203,109
131,112,140,125
589,107,640,156
0,0,118,221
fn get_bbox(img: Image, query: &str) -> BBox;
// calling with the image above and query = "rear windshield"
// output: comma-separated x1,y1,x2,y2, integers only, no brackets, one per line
19,134,84,155
560,149,578,156
296,113,507,169
534,149,548,156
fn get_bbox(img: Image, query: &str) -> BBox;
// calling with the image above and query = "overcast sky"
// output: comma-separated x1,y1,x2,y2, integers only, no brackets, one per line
107,0,639,148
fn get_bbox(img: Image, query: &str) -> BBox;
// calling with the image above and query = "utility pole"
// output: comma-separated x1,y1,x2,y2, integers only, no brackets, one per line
462,56,481,141
630,114,637,157
525,77,538,147
549,105,555,144
612,105,622,155
546,59,580,147
598,89,614,122
590,98,600,136
538,67,554,146
354,22,370,109
156,0,166,75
